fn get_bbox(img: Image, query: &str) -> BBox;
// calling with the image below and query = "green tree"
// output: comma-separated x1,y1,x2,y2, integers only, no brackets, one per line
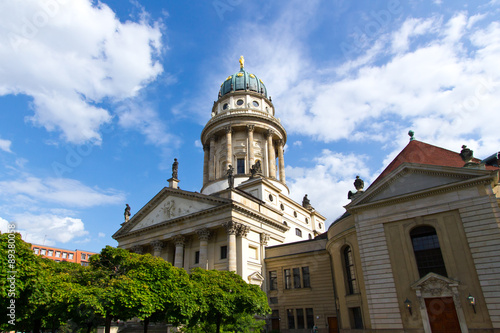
187,268,270,333
90,246,196,333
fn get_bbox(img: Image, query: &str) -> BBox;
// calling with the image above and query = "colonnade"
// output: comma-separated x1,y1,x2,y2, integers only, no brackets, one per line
202,126,286,185
129,223,271,275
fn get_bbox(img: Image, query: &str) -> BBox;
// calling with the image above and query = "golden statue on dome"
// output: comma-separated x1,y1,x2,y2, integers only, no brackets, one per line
239,55,244,69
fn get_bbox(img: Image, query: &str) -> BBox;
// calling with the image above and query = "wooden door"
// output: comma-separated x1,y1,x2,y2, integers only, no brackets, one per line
327,317,338,333
425,297,461,333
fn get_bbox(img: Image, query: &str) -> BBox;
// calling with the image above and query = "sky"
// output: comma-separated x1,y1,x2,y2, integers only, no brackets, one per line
0,0,499,252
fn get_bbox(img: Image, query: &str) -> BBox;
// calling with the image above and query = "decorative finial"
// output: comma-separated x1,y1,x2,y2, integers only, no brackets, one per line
348,176,365,200
408,130,415,141
239,55,244,69
460,145,474,164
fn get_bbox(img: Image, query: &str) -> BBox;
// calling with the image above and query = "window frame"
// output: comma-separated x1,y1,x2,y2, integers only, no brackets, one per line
269,270,278,291
220,245,228,260
343,246,358,294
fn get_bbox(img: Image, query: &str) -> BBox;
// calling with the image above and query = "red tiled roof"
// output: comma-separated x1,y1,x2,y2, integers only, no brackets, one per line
371,140,498,186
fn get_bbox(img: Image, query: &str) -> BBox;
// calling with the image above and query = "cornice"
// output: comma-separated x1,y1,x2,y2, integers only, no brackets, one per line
347,173,497,213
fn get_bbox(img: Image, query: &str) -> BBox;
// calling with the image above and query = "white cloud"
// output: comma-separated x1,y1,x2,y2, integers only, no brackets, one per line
98,232,105,238
286,150,372,225
0,176,125,208
0,138,12,153
13,213,88,245
0,0,163,144
0,217,11,233
293,141,302,147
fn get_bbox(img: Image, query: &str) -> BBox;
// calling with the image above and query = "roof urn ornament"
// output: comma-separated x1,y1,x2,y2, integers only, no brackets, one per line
408,130,415,141
348,176,365,200
460,145,474,164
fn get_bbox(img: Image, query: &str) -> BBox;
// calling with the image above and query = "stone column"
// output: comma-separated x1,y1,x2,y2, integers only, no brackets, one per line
260,233,271,291
203,144,209,185
131,245,144,255
247,125,255,167
266,129,276,178
225,126,233,171
173,235,185,268
208,136,216,181
196,228,211,269
151,240,164,257
236,224,251,281
277,139,286,183
223,221,238,272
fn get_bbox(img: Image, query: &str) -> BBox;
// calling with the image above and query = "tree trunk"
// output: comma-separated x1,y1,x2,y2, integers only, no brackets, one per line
105,314,112,333
86,322,93,333
33,318,41,333
216,315,221,333
143,317,150,333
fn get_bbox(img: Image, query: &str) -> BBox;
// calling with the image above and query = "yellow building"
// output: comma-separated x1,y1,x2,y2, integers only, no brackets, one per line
327,140,500,332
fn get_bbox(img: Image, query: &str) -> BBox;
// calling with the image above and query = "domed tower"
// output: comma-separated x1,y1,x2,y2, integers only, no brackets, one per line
201,57,288,195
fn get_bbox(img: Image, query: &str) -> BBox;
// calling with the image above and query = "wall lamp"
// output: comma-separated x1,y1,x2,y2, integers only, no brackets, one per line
404,298,412,316
467,294,476,313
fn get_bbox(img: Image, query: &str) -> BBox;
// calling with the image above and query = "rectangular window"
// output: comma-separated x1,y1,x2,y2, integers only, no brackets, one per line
195,251,200,264
295,228,302,237
62,252,67,259
269,297,278,304
287,309,295,329
306,308,314,329
68,253,74,260
81,253,86,260
302,266,310,288
41,249,46,255
237,158,245,174
48,250,53,256
220,246,227,259
249,246,258,259
350,307,363,329
296,308,305,329
284,269,292,289
33,248,39,254
269,271,277,290
293,268,301,288
55,251,61,258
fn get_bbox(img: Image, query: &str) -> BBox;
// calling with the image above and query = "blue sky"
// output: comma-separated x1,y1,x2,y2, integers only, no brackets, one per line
0,0,499,252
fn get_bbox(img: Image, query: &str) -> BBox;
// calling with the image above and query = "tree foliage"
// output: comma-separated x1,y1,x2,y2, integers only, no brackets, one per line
0,237,270,333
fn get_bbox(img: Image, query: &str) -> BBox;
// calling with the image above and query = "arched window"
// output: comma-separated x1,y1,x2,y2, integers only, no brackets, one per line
343,246,358,294
410,225,447,278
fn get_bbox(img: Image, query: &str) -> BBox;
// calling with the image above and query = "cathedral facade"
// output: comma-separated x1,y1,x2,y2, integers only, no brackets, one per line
113,58,326,288
113,59,500,333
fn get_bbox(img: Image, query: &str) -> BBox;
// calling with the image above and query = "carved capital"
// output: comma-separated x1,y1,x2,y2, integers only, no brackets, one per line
173,235,186,247
247,124,255,132
237,224,251,237
223,221,239,235
210,135,217,143
260,233,271,245
196,228,212,241
277,139,284,147
265,129,275,138
203,144,210,151
131,245,144,254
224,126,232,134
151,240,164,252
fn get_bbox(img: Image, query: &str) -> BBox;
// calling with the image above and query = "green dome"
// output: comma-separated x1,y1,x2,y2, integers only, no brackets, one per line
218,67,268,99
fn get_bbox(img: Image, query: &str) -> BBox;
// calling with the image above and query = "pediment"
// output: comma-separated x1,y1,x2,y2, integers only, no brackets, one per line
130,195,217,232
248,271,265,286
411,272,459,297
350,163,493,207
113,188,230,238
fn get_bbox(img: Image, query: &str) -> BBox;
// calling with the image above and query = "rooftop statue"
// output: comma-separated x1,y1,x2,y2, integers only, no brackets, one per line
172,158,179,179
124,204,131,222
239,55,244,69
227,165,234,189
